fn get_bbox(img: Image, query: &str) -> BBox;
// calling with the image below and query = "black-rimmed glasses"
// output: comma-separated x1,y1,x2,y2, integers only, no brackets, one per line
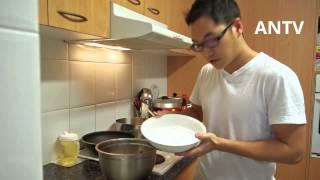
190,22,234,52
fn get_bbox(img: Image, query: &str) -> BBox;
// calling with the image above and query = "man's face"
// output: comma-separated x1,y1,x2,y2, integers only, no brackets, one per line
190,16,238,69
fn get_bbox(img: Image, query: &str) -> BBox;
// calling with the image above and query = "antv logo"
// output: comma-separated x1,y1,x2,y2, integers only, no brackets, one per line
255,21,304,35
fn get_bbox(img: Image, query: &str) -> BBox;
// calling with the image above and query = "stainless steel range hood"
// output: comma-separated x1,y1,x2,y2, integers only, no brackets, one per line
85,2,192,50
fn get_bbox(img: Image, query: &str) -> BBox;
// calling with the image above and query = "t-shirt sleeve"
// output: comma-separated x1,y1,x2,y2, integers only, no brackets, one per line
189,70,202,106
266,69,306,125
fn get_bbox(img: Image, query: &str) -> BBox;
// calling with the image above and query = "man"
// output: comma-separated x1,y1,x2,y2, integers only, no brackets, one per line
175,0,307,179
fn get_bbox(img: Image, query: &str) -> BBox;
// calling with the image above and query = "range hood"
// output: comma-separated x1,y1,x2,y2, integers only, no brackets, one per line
85,2,192,50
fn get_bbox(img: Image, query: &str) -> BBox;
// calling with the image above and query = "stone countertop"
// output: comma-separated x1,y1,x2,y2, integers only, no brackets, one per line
43,157,196,180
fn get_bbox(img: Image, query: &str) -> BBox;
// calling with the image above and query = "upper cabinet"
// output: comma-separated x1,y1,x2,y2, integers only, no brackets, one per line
39,0,191,38
111,0,145,14
168,0,194,37
144,0,169,24
112,0,169,24
47,0,110,37
39,0,48,25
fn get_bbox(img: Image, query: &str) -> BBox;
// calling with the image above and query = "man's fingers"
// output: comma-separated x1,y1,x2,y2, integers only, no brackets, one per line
176,142,211,157
196,132,212,140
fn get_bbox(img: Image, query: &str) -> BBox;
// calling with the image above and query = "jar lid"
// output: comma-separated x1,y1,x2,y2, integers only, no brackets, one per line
59,131,79,141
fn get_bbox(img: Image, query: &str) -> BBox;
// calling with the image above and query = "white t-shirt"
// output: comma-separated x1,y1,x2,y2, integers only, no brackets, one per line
190,52,306,180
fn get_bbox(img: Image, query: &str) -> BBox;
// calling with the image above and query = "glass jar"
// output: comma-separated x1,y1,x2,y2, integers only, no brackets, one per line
57,131,79,167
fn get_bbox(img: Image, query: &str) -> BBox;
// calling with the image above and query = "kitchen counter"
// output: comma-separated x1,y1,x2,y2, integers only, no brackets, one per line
43,157,196,180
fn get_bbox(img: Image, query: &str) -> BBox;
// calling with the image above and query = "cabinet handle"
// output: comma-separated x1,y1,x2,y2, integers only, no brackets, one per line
127,0,141,6
147,8,160,15
57,10,88,23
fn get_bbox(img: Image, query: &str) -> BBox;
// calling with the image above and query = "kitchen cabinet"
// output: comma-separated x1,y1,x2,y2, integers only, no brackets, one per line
168,0,194,37
112,0,169,24
318,0,320,16
39,0,48,25
144,0,169,24
111,0,145,15
47,0,110,37
309,157,320,180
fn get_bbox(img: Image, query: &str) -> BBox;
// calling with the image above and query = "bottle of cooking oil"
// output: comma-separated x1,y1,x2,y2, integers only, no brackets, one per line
57,131,79,167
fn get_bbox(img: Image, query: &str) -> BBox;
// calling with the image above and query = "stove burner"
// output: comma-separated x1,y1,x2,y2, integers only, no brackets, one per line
155,154,165,165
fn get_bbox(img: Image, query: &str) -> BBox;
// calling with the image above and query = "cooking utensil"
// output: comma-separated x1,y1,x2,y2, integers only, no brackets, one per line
138,88,153,112
153,96,183,109
148,109,157,117
151,84,159,101
81,131,134,154
115,118,144,138
96,138,156,180
138,88,153,102
115,118,135,132
141,114,206,153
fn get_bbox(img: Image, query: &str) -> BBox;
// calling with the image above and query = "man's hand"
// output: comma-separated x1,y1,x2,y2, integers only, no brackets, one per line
176,132,221,157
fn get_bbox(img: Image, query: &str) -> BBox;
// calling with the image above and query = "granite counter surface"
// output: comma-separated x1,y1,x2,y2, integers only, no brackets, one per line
43,157,196,180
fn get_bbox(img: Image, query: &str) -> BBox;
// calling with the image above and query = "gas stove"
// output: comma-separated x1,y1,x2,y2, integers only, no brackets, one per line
78,148,183,175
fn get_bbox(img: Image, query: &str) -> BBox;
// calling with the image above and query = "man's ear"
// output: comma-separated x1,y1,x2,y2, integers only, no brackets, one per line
233,17,244,37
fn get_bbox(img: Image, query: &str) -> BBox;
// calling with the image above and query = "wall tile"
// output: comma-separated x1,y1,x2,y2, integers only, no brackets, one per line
95,63,116,104
41,60,69,112
70,106,95,138
70,61,95,108
132,52,167,97
96,102,116,131
115,100,133,120
40,37,68,60
69,44,131,63
116,64,132,100
41,109,69,164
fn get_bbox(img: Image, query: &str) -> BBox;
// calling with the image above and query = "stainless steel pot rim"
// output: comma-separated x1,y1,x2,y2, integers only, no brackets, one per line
81,131,133,145
153,97,183,109
116,118,134,123
95,138,156,157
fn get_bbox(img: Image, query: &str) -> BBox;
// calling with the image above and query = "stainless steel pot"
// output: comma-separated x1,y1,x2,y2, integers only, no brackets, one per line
153,96,183,109
81,131,134,154
96,138,156,180
115,118,135,132
115,117,144,139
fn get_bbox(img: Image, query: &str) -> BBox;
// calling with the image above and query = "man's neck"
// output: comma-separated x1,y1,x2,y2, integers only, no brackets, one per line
224,45,258,74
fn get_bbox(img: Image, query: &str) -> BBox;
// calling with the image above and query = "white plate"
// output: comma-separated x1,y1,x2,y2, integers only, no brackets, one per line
141,114,206,153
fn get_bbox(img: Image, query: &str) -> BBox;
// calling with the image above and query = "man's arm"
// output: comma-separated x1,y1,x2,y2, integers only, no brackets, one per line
178,124,306,164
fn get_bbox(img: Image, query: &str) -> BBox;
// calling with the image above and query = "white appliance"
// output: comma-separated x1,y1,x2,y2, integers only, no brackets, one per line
78,2,192,50
0,0,42,180
311,74,320,156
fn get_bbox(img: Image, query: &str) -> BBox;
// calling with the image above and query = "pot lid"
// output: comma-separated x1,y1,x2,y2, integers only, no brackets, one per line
153,96,183,109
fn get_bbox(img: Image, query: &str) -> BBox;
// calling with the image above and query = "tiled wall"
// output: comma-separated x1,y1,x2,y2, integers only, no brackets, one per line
41,37,167,164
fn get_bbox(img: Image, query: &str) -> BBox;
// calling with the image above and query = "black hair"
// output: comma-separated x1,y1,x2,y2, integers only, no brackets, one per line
185,0,241,26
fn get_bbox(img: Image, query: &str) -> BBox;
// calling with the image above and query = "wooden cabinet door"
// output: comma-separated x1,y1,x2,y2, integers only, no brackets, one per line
317,0,320,16
112,0,145,14
48,0,110,37
168,0,194,37
144,0,169,24
309,158,320,180
39,0,48,25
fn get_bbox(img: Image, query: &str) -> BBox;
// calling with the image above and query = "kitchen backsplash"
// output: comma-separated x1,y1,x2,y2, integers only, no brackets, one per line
41,36,167,164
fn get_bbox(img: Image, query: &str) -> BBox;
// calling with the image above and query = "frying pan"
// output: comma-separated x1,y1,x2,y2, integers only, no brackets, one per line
81,131,134,154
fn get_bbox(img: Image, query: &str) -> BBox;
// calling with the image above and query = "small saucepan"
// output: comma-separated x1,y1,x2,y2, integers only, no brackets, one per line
81,131,134,154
